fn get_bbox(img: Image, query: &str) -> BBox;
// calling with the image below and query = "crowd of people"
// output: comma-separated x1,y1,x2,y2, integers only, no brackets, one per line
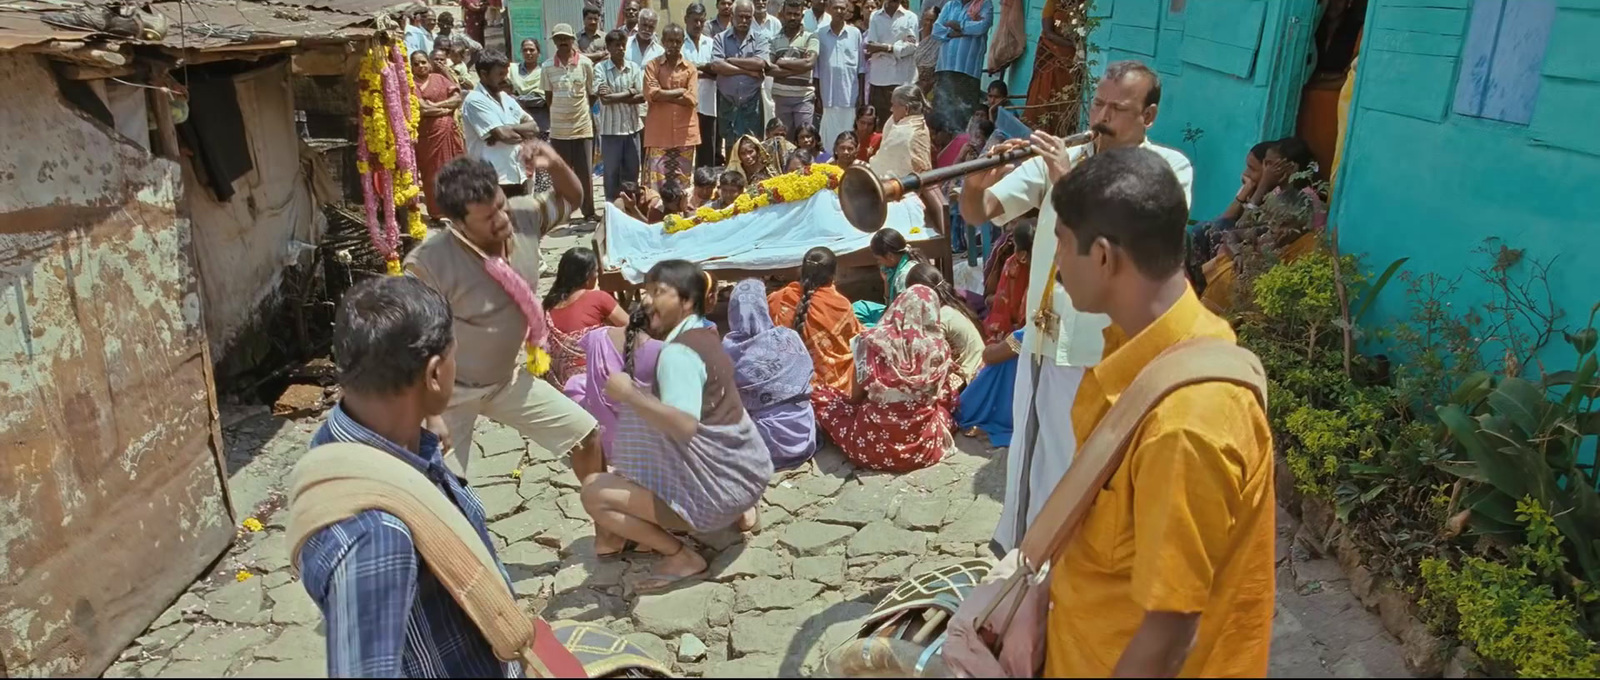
298,15,1291,670
394,0,1004,227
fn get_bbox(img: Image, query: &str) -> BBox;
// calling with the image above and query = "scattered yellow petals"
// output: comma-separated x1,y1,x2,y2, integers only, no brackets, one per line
510,468,522,480
235,570,254,582
910,226,923,234
525,345,552,376
241,518,264,532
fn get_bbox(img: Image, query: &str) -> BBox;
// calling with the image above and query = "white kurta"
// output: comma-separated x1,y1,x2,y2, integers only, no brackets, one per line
987,138,1194,552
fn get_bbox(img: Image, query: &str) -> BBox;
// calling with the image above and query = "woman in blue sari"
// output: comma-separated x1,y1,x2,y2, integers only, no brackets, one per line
954,328,1022,447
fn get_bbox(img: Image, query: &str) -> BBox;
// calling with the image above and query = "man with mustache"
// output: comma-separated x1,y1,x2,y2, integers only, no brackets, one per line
957,60,1193,556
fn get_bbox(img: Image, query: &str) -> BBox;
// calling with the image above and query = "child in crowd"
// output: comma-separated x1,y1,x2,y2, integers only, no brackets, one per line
794,123,826,162
689,166,719,208
981,218,1032,341
714,170,747,208
784,148,813,174
830,131,863,168
905,264,984,385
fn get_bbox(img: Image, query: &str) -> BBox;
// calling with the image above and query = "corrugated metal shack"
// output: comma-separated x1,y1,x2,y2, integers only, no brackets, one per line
0,1,399,675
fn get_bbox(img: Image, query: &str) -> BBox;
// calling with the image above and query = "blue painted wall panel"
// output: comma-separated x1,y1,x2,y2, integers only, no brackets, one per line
1334,2,1600,370
1361,48,1459,122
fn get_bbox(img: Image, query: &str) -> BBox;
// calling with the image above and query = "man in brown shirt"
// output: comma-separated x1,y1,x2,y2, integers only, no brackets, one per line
406,148,602,483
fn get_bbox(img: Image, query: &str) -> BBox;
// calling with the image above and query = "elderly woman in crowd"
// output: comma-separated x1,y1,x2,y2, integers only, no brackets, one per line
869,84,932,179
723,279,818,470
814,284,962,472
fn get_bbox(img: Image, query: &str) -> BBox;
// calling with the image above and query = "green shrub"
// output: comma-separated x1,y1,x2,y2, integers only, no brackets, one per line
1421,555,1600,677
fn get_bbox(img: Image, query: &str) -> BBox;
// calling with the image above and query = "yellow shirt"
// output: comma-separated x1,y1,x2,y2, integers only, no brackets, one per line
1044,288,1275,678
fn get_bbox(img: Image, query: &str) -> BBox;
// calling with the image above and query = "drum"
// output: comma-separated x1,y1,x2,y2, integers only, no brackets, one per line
550,620,674,678
820,559,995,678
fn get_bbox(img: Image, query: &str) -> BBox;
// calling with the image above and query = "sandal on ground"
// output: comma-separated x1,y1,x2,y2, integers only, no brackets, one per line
595,540,656,560
633,544,706,594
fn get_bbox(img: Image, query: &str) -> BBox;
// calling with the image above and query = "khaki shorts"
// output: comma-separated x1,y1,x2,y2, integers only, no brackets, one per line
443,368,597,475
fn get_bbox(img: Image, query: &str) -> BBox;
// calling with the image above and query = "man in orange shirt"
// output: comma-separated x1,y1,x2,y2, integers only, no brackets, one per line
1043,146,1275,677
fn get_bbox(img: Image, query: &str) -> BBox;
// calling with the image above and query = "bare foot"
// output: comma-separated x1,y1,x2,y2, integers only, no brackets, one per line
737,507,761,533
636,542,707,593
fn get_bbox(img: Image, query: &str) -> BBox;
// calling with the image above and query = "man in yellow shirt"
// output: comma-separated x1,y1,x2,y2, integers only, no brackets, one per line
1043,146,1275,677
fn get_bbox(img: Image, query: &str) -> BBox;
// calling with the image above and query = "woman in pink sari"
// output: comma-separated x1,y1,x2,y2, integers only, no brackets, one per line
411,50,466,218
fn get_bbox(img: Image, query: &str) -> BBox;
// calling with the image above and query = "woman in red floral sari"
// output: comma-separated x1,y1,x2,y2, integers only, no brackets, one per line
814,284,962,472
411,50,466,218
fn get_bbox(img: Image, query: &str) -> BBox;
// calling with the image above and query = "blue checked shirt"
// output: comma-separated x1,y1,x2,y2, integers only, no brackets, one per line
932,0,992,77
296,405,520,678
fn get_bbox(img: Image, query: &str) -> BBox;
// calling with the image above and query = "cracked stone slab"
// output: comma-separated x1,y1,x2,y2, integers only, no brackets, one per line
778,521,856,556
762,485,821,514
269,583,323,625
706,654,784,678
545,588,629,622
151,592,204,630
237,533,291,573
793,555,846,585
847,521,928,558
711,546,788,581
734,576,824,612
468,446,526,483
256,626,323,662
632,582,735,640
236,657,326,677
553,554,628,592
893,495,952,531
797,472,848,499
500,541,561,575
170,625,274,662
475,484,526,521
136,622,194,652
730,606,820,657
489,509,550,546
475,424,527,456
205,578,264,624
813,486,896,528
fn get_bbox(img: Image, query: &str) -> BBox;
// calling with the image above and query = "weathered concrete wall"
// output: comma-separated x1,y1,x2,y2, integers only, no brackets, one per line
0,53,234,677
183,60,321,361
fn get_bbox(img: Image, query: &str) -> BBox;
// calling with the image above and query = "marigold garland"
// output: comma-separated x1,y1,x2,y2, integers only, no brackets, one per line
356,37,426,273
662,163,844,234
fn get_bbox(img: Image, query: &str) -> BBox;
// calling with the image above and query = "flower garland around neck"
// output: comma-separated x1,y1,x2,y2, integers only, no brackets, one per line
356,38,426,275
449,229,554,377
662,163,843,234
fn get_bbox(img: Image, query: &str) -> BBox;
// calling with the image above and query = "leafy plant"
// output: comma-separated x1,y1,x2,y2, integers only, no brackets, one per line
1421,554,1600,677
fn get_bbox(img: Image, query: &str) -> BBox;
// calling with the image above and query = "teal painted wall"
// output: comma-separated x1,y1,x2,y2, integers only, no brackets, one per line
1075,0,1318,220
1332,0,1600,369
1004,0,1045,99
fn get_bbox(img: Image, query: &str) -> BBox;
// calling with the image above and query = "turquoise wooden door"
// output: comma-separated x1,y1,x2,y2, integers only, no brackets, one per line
1088,0,1318,219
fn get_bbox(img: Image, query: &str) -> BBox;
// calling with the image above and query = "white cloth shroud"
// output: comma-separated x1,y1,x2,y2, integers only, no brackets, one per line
602,189,927,283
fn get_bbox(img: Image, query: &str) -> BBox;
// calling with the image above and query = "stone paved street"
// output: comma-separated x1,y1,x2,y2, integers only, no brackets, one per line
102,222,1417,678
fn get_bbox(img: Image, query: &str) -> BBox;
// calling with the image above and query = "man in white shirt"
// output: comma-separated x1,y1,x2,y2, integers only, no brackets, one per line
864,0,918,132
460,50,544,197
801,0,831,32
682,3,723,167
752,0,784,123
626,9,666,66
959,60,1194,554
814,0,861,152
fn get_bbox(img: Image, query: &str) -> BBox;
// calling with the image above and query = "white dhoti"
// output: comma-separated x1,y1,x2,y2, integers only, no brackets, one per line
763,75,776,124
820,107,855,159
992,356,1086,553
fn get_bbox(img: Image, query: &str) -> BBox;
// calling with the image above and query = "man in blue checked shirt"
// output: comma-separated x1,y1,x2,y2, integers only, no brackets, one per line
929,0,992,138
296,275,520,678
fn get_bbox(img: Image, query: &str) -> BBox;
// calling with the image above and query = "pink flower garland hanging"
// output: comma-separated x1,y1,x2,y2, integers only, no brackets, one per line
356,37,425,276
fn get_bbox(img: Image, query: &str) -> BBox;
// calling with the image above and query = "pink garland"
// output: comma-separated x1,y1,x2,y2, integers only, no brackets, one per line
383,43,419,181
356,126,397,260
377,166,399,244
483,256,548,349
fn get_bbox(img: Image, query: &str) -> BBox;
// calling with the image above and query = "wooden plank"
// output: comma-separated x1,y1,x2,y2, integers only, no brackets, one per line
1529,78,1600,158
1371,6,1470,35
1107,23,1158,55
1541,7,1600,82
1111,0,1161,28
1380,0,1469,8
1156,27,1185,74
1184,0,1266,50
1180,34,1257,78
1366,27,1463,57
1358,48,1456,122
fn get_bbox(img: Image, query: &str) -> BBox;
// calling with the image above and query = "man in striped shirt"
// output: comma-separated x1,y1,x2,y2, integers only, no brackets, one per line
597,29,646,201
297,275,519,678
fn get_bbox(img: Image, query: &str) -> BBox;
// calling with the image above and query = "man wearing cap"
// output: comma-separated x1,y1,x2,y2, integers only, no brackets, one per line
543,23,599,222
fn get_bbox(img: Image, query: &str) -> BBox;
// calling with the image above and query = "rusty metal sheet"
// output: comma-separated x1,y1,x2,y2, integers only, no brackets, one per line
0,54,234,677
0,0,385,52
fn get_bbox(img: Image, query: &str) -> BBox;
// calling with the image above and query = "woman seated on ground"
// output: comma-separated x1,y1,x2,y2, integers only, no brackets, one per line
852,228,927,326
870,85,932,180
723,279,818,470
853,106,883,165
794,123,828,163
905,264,984,384
829,131,865,168
564,304,664,454
545,247,630,385
763,118,796,171
814,284,962,472
582,260,773,591
783,148,814,174
955,328,1022,447
981,218,1031,342
733,134,774,184
770,247,863,392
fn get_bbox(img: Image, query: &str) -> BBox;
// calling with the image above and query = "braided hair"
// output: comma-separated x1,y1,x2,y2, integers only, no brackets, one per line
621,301,651,378
905,263,978,325
542,246,600,310
792,247,838,345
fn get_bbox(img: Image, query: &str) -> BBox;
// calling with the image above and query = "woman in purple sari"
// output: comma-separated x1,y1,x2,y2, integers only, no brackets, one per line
564,306,665,454
722,279,819,470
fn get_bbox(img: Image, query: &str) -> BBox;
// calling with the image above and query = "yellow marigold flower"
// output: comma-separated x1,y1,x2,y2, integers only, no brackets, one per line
241,518,264,532
526,346,552,376
385,258,403,276
510,468,522,480
235,570,253,582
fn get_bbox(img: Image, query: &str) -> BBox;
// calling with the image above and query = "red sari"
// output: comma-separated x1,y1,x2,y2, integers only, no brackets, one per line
415,72,466,217
814,286,961,472
982,252,1028,341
